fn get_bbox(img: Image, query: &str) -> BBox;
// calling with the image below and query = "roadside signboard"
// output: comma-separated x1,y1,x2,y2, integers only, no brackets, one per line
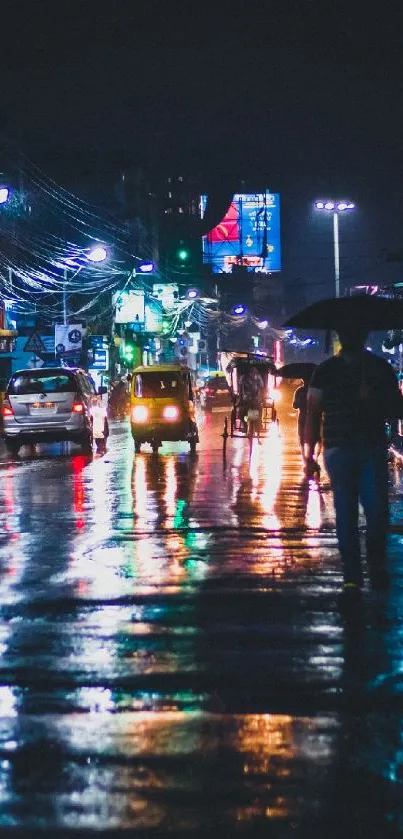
89,349,108,370
55,324,83,355
23,332,47,357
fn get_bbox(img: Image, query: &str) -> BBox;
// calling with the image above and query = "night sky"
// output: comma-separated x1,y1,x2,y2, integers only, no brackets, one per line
2,1,403,297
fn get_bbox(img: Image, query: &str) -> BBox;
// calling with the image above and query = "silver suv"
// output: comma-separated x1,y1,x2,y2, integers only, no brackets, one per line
2,367,99,455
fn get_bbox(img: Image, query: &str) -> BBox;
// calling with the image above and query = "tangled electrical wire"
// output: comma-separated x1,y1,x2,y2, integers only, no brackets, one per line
160,295,286,350
0,144,288,343
0,146,152,323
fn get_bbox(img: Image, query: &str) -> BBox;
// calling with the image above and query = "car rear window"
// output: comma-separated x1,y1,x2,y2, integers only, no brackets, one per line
206,378,229,390
135,372,186,398
8,373,76,395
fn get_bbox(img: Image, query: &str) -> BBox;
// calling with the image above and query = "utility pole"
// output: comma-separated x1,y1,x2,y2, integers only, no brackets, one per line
63,267,68,325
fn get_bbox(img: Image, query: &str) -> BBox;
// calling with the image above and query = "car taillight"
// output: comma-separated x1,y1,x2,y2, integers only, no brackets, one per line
205,388,213,395
72,402,84,413
163,405,180,420
132,405,148,422
2,400,13,417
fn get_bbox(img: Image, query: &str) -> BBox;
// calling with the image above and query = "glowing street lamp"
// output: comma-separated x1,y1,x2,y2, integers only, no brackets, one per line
87,244,108,263
315,200,355,298
137,261,155,274
233,304,246,316
0,187,10,204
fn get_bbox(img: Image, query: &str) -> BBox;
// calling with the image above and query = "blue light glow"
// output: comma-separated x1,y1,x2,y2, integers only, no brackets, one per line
138,261,155,273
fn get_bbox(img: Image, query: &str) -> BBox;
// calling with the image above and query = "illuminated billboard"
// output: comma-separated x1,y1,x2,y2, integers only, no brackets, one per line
144,299,163,333
200,192,281,274
152,283,179,310
113,290,145,324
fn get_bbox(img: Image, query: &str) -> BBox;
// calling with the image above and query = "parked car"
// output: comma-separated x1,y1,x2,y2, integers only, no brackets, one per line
1,367,105,455
199,375,232,412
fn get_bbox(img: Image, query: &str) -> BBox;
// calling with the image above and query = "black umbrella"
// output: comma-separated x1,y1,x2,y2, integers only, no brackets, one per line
277,362,317,381
283,295,403,331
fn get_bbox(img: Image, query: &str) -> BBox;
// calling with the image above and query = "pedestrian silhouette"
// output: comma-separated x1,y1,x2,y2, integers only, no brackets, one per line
304,324,403,601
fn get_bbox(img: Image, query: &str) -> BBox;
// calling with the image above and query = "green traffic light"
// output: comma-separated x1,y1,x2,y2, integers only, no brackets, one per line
177,247,189,262
123,345,134,360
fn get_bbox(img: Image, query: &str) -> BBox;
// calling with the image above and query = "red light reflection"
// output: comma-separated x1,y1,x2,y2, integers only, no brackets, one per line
72,455,86,529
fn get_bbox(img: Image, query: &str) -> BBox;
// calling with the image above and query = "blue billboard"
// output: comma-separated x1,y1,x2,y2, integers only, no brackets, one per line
200,192,281,274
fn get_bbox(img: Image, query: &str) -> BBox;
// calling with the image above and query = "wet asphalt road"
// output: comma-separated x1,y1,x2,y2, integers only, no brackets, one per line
1,389,403,837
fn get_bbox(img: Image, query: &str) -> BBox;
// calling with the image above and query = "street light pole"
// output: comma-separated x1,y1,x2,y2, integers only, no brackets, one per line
315,201,355,298
61,245,108,326
333,211,340,298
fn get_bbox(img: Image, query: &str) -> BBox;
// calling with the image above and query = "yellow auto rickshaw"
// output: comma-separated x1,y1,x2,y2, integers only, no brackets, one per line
130,364,199,453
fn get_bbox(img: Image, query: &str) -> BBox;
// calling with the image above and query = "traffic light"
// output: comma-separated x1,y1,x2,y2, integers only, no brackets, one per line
176,240,190,266
122,342,135,363
122,328,135,363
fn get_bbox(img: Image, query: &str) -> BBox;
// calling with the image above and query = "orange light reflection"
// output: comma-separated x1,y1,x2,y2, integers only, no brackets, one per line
305,479,322,530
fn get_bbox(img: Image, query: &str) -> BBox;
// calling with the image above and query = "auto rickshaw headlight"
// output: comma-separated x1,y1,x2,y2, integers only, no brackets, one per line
132,405,148,422
163,405,180,420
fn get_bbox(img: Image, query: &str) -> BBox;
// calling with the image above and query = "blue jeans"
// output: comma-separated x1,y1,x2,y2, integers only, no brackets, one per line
324,443,389,586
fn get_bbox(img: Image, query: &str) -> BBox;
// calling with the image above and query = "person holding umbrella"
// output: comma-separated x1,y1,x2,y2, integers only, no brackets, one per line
278,362,320,471
283,296,403,601
304,324,403,599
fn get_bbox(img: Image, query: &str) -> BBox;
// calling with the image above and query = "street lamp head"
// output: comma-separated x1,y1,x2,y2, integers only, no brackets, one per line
186,288,199,300
87,245,108,263
316,199,355,213
0,187,9,204
138,261,155,273
257,319,268,329
233,304,246,316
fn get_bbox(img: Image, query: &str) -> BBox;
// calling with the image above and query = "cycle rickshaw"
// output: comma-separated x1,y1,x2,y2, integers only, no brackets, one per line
220,352,279,438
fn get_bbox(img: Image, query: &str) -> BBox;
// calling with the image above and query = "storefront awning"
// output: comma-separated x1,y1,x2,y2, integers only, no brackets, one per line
0,329,18,338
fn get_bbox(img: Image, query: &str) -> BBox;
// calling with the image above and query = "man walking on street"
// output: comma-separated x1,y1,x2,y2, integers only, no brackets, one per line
304,325,403,601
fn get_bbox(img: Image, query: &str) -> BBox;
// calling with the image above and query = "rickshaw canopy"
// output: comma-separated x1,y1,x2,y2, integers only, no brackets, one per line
219,352,277,392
